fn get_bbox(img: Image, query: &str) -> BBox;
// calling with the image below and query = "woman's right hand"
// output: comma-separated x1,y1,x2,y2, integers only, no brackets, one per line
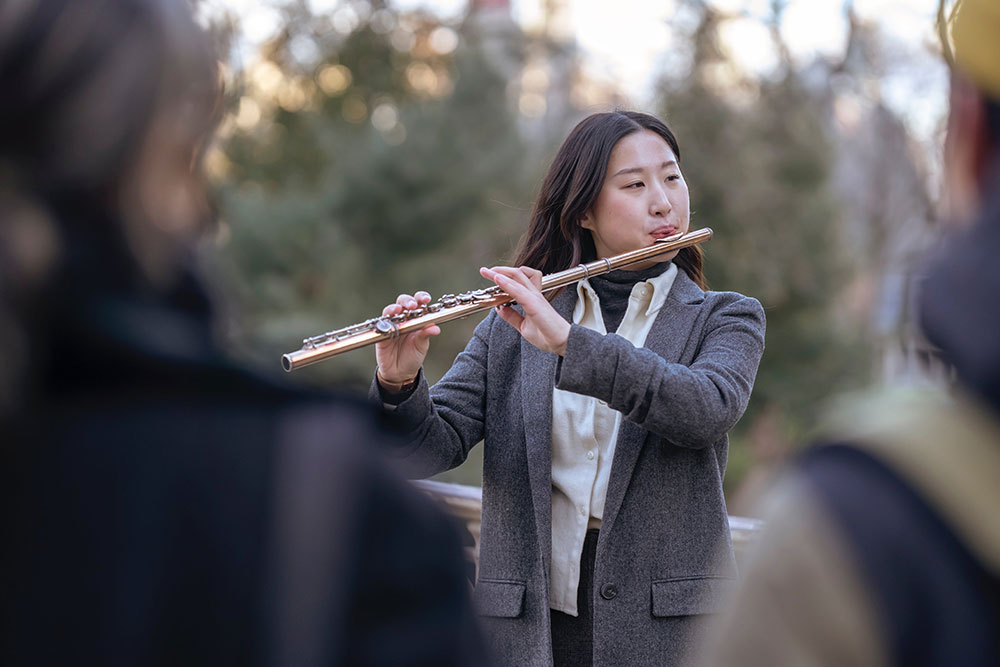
374,291,440,386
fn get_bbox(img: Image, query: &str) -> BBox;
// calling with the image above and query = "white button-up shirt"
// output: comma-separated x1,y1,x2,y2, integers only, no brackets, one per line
549,263,678,616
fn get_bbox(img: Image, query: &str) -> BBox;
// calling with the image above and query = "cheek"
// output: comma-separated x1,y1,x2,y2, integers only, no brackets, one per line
588,198,617,235
600,193,642,221
605,201,632,224
594,192,617,214
676,187,691,218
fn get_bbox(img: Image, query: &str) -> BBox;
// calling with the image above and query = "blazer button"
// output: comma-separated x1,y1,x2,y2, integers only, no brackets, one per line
600,583,618,600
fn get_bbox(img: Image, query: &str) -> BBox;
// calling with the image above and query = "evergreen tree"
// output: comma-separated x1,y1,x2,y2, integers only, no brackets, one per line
213,1,533,389
655,6,869,491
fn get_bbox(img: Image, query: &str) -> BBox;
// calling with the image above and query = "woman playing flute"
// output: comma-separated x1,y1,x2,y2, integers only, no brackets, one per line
372,110,766,667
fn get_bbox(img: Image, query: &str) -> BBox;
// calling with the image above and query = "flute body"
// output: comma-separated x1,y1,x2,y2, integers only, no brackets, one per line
281,227,712,371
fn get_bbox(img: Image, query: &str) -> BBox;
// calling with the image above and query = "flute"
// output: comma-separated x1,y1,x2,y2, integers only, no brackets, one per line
282,227,712,371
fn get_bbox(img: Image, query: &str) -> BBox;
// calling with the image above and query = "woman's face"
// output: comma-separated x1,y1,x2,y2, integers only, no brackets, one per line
581,129,690,269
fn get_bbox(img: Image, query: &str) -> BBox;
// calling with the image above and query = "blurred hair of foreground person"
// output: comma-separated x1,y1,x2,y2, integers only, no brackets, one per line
701,1,1000,665
0,1,484,665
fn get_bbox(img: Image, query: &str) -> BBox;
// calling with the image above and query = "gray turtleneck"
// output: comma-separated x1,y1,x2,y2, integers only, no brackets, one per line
588,261,672,334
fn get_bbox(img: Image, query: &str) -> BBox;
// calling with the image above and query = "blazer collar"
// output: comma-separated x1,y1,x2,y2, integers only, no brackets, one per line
668,269,706,305
520,287,577,583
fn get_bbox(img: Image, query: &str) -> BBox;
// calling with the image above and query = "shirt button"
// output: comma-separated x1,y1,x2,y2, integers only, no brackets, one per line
579,505,587,516
586,451,595,460
600,583,618,600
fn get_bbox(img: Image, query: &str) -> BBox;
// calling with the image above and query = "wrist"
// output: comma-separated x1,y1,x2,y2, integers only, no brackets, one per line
554,321,571,357
377,367,419,394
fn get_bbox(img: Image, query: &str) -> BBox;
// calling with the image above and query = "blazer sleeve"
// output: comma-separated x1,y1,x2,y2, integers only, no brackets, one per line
368,311,495,478
554,292,765,449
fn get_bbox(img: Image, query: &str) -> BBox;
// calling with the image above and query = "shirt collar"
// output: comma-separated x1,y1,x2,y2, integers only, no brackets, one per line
643,262,678,316
574,262,679,322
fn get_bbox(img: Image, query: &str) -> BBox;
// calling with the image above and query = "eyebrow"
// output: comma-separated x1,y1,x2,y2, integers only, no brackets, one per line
612,160,678,178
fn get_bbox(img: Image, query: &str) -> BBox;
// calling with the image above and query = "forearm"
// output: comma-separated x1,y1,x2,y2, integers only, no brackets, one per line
555,302,764,448
368,376,479,478
367,320,493,476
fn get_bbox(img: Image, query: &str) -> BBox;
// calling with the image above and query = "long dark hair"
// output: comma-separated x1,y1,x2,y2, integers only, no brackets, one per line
513,111,707,290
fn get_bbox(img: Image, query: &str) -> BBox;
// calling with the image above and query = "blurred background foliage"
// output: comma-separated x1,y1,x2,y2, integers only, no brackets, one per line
202,0,943,513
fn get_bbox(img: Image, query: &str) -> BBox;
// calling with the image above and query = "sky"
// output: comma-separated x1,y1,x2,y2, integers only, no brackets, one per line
215,0,949,151
545,0,946,149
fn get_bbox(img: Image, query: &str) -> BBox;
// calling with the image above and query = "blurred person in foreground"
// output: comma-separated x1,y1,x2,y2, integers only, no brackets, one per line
701,0,1000,665
0,0,483,665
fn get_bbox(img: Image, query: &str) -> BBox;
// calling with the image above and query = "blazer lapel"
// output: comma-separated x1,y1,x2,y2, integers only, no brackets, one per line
599,271,706,538
521,287,577,581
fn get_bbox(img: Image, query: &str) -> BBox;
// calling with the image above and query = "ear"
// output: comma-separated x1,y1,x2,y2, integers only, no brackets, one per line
580,210,594,231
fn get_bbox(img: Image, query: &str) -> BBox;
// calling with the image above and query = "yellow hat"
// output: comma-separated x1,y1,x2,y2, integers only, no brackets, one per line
951,0,1000,101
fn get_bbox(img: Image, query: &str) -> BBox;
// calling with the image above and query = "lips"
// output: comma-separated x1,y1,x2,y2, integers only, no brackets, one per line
650,226,679,239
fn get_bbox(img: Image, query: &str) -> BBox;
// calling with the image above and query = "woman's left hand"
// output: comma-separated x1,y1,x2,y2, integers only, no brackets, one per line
480,265,571,356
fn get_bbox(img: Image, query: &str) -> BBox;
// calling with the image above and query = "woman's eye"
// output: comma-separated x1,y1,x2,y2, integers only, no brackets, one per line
626,181,644,189
666,174,680,182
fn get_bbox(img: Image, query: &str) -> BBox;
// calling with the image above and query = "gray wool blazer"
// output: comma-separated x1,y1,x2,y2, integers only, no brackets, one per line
371,269,766,667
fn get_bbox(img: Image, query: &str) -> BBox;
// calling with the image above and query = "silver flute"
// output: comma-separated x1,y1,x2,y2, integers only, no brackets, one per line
282,227,712,371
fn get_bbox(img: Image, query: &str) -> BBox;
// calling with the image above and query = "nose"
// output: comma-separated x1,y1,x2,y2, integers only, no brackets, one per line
649,182,672,217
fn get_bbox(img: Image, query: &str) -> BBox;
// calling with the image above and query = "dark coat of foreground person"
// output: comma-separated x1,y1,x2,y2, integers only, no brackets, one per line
0,265,483,666
0,0,484,664
700,0,1000,664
